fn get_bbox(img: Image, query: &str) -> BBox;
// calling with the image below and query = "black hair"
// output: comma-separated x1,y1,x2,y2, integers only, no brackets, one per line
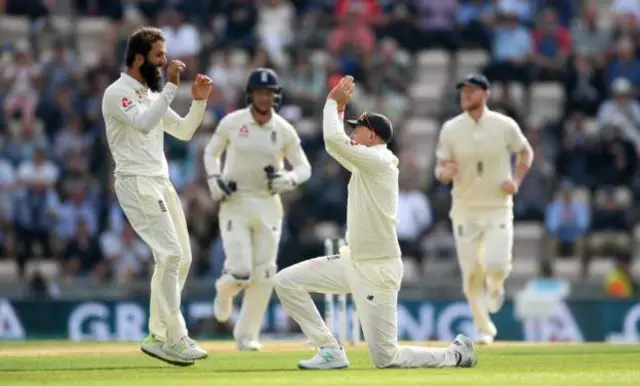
124,27,165,68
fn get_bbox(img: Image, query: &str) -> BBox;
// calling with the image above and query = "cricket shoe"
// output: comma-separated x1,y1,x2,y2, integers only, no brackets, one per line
140,334,194,367
487,287,505,314
213,281,234,322
474,332,494,345
298,347,350,370
237,339,262,351
449,334,477,368
163,336,209,361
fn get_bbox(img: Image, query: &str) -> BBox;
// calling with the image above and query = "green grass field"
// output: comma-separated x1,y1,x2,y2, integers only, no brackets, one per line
1,341,639,385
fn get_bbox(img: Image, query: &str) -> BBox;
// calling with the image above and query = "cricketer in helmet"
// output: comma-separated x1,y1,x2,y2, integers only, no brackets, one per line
245,67,283,115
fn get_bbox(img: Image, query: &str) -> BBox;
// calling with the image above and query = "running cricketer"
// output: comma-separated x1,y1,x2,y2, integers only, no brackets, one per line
435,74,534,345
101,27,212,365
273,76,477,370
203,68,311,351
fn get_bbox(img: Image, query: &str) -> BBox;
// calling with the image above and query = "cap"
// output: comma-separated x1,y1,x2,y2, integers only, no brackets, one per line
346,112,393,143
612,77,632,94
456,74,490,90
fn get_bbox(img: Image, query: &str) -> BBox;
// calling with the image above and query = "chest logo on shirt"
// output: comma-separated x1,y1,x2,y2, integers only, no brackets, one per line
271,131,277,144
121,97,133,110
239,125,250,137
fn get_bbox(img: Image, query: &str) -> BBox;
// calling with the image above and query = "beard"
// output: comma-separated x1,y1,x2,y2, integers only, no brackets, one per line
140,57,163,92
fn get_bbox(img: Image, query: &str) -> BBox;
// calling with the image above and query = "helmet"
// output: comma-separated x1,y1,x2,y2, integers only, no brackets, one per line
245,67,282,109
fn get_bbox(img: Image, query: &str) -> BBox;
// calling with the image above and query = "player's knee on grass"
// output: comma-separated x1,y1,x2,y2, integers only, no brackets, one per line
370,347,396,369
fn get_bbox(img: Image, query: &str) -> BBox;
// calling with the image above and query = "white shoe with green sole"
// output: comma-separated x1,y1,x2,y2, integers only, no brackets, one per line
140,334,194,367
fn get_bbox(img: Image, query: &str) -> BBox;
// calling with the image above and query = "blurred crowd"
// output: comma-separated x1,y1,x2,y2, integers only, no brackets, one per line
0,0,639,292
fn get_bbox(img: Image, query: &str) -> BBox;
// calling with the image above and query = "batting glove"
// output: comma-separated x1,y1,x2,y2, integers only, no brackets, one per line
207,174,237,201
267,172,297,194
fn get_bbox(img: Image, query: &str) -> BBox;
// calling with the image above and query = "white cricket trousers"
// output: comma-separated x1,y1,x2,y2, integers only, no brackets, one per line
217,194,283,342
274,248,458,369
115,175,191,343
451,208,514,336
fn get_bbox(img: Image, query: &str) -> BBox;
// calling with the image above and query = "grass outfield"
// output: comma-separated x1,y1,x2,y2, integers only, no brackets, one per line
1,341,639,385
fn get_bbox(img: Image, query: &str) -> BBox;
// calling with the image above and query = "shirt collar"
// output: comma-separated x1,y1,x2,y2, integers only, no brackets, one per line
249,108,275,128
121,72,148,92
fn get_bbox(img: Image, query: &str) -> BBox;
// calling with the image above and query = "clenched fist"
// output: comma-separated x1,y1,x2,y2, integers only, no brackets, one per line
167,60,186,86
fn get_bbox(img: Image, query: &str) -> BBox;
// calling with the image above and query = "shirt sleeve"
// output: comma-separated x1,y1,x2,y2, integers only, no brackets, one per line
203,115,231,177
283,125,312,184
102,83,178,134
435,122,453,160
162,101,207,141
322,99,385,173
505,117,529,152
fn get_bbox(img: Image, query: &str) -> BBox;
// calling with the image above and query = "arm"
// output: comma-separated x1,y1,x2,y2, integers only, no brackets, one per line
434,122,455,184
163,102,207,141
322,99,383,172
102,83,177,134
283,135,312,185
203,119,230,178
506,119,534,186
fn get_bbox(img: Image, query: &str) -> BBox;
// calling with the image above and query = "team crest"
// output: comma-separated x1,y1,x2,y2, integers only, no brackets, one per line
271,131,277,144
239,125,250,137
121,97,132,110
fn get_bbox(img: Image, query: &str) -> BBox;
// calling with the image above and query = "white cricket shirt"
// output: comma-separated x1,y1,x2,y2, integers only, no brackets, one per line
436,107,529,218
323,99,402,261
101,73,206,178
203,107,311,197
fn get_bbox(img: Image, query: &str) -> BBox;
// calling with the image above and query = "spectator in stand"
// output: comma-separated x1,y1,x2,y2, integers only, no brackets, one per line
207,50,246,107
257,0,295,68
588,187,634,276
286,52,327,117
531,8,571,82
17,144,59,189
52,115,90,162
380,0,418,53
514,126,554,221
368,38,411,122
160,8,201,80
483,10,533,94
397,175,432,266
414,0,458,54
534,0,576,27
3,118,49,169
2,41,40,123
605,37,640,89
54,182,98,249
570,1,610,65
555,112,601,187
39,37,81,107
497,0,535,25
327,6,377,57
544,181,590,276
564,51,605,117
101,220,152,283
62,219,106,280
457,0,494,51
13,176,59,273
216,0,258,51
598,123,638,187
597,77,640,144
613,0,640,24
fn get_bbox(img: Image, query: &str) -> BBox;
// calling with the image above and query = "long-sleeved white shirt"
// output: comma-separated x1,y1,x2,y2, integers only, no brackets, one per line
323,99,402,260
203,107,311,197
101,73,206,178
